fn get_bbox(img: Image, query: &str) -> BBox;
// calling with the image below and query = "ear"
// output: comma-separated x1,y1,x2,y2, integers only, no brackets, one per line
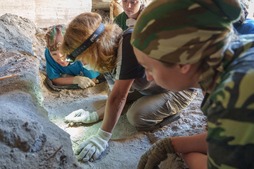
179,64,191,74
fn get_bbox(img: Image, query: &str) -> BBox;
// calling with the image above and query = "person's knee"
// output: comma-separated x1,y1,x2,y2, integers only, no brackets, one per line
126,109,142,127
126,109,159,130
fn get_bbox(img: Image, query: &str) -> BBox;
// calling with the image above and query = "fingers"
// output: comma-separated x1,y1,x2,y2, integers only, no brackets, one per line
79,83,89,89
64,109,99,124
90,79,96,86
85,146,97,162
74,129,110,163
93,79,99,84
91,148,103,161
76,142,101,162
75,140,90,156
138,144,165,169
76,143,95,162
73,76,95,89
66,116,86,123
138,150,160,169
79,78,96,89
65,109,82,119
144,155,160,169
137,153,149,169
64,114,78,123
64,109,88,123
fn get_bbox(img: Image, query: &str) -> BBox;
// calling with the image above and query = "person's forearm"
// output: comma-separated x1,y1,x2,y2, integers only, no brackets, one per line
100,79,134,133
101,93,127,133
183,152,207,169
171,132,208,154
52,77,75,85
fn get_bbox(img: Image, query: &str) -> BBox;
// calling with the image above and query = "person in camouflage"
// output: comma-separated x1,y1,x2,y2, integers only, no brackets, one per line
131,0,254,169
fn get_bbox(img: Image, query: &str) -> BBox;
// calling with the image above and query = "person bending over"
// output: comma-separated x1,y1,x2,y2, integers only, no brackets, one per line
61,12,197,162
131,0,254,169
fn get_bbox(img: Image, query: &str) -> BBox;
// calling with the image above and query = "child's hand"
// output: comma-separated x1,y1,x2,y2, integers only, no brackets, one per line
73,76,95,89
92,78,99,84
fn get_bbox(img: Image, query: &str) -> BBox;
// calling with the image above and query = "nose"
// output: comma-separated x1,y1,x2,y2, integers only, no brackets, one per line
124,2,131,8
59,53,64,58
145,71,154,81
59,54,66,62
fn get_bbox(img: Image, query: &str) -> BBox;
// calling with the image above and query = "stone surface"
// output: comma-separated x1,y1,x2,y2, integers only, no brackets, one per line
0,14,82,169
0,0,92,27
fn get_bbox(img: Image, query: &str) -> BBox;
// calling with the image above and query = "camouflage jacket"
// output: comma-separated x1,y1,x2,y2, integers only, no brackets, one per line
202,36,254,169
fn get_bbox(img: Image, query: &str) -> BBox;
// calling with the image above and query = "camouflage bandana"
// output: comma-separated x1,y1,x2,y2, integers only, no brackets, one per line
45,24,66,52
131,0,241,91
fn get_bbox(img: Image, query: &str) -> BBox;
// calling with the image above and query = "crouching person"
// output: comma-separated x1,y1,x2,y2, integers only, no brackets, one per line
131,0,254,169
61,12,198,163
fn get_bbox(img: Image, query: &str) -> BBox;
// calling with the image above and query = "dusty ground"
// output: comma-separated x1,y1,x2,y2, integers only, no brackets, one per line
0,13,207,169
41,71,207,169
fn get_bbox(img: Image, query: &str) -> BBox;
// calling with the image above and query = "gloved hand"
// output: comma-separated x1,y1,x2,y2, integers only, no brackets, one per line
64,109,99,124
75,128,112,162
73,76,95,89
137,137,175,169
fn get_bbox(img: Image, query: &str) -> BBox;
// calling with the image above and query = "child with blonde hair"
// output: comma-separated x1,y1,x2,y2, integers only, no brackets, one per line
44,24,100,90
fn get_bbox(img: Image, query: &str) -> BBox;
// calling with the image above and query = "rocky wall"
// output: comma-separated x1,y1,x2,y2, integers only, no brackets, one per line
0,13,82,169
0,0,92,28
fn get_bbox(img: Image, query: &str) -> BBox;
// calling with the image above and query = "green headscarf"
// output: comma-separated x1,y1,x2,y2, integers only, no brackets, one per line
131,0,242,90
45,24,66,52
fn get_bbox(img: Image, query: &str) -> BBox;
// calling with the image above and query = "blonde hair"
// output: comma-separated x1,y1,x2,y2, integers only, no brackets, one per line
61,12,123,73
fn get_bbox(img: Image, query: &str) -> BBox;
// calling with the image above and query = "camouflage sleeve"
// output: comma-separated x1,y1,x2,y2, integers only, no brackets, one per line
202,47,254,169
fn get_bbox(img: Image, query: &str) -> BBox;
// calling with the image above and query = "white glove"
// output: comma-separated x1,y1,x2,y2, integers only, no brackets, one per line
138,138,175,169
64,109,99,124
73,76,95,89
75,128,112,162
126,18,137,28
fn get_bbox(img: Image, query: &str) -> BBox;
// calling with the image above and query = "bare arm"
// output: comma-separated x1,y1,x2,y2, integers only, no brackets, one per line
52,76,98,86
172,132,208,169
101,79,134,133
52,76,75,85
172,132,208,154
